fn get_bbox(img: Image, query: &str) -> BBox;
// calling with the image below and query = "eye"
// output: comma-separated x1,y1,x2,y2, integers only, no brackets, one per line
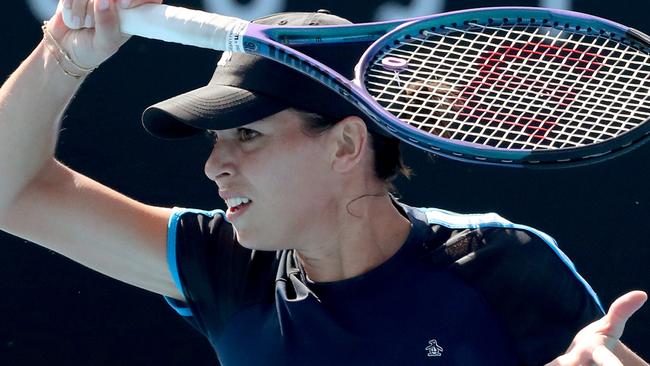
237,128,261,142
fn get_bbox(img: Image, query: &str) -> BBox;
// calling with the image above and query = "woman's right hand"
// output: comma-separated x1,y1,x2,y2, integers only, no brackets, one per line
45,0,163,71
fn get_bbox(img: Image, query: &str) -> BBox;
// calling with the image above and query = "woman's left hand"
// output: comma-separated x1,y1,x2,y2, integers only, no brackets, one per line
546,290,648,366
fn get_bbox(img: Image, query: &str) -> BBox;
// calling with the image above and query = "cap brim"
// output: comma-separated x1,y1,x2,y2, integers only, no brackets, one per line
142,84,287,139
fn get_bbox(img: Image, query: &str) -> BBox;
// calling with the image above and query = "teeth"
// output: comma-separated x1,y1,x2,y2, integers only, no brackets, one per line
225,197,251,208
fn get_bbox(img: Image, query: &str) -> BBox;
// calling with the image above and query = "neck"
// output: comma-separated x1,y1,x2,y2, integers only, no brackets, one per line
296,194,411,283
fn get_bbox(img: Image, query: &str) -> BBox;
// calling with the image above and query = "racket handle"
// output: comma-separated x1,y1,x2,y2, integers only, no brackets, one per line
62,4,249,52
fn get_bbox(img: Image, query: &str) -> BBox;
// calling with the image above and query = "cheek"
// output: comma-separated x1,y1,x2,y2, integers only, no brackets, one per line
238,138,336,245
258,147,334,211
251,134,332,195
236,173,332,250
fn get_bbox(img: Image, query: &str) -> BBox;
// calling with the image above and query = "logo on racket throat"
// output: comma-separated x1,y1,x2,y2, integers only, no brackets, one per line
218,51,234,66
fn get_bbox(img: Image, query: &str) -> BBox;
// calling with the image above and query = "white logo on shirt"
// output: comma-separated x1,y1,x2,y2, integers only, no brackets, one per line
425,339,443,357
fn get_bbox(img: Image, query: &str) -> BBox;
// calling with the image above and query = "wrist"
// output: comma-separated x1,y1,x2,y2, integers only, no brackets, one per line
41,22,96,80
31,40,86,102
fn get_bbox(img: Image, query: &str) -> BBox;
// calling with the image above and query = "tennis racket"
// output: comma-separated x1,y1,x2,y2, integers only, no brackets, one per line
65,5,650,167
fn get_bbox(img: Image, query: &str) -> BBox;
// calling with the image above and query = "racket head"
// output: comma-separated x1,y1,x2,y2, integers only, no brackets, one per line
356,7,650,168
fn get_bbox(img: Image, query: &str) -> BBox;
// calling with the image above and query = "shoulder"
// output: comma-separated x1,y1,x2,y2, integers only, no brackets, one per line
409,205,605,364
167,207,278,334
169,207,228,236
168,207,240,268
417,205,554,245
169,207,255,255
412,205,601,307
413,206,583,275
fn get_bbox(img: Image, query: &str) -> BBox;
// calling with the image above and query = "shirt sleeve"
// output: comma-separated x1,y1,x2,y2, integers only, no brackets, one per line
162,207,278,339
427,225,605,366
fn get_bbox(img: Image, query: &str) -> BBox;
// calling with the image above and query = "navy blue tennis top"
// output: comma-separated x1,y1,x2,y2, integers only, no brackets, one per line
163,202,604,365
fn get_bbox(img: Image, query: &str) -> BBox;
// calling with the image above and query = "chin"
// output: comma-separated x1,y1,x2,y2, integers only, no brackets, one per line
233,228,285,251
235,228,275,250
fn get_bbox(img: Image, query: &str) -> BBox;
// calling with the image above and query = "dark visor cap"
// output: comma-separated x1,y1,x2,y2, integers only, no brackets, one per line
142,11,373,139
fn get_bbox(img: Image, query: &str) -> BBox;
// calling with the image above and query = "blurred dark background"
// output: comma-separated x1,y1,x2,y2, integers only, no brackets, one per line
1,0,648,364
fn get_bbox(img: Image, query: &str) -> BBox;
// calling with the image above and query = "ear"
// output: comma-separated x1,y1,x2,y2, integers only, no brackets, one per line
328,116,368,173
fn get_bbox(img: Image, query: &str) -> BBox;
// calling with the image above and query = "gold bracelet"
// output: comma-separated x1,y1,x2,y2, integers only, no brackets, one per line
41,21,96,79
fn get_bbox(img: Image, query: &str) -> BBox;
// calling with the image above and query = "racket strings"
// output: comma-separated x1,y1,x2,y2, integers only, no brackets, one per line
471,27,626,149
397,23,474,139
373,39,650,108
376,27,643,148
453,24,560,149
402,27,646,148
368,45,647,144
365,21,650,151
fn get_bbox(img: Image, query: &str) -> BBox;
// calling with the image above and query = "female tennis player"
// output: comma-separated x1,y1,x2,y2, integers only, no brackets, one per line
0,1,647,365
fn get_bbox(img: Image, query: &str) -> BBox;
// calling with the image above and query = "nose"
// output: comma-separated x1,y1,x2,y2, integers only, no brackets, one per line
204,141,236,182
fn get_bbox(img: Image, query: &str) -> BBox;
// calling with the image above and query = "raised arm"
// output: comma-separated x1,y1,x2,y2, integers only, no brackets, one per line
0,0,183,300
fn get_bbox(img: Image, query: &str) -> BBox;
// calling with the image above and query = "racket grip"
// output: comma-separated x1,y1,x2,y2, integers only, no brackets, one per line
62,3,249,52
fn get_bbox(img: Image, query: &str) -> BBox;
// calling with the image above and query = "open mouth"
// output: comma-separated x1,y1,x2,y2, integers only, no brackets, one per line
225,197,253,219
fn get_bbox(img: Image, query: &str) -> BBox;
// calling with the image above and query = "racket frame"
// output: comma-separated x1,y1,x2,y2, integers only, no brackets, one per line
239,7,650,167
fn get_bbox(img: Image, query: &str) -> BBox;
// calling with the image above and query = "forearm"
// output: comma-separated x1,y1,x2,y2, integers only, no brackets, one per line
614,342,649,366
0,40,84,211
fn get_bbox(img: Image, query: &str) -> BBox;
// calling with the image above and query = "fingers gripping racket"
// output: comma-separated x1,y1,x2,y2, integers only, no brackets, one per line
71,5,650,167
